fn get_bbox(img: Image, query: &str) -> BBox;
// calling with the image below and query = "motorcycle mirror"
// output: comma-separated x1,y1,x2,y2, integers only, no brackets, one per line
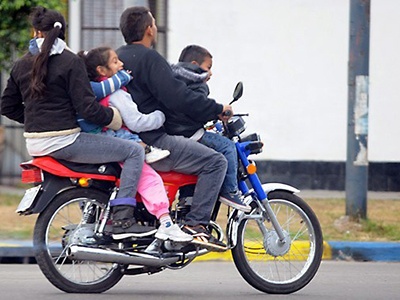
230,81,243,105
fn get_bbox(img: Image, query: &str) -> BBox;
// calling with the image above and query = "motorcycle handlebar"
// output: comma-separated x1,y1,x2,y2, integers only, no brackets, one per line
222,112,249,118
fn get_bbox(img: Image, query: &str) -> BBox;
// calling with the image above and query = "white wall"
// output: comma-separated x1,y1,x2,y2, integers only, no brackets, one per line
168,0,400,162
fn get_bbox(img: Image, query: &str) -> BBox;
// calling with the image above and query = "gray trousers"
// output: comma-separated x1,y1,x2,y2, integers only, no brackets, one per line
150,133,227,226
49,132,144,200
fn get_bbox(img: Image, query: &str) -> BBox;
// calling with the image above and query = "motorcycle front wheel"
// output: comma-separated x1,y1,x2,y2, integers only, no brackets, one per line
231,190,323,294
33,188,124,293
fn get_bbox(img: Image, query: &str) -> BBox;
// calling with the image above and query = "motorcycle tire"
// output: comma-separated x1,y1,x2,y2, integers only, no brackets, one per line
34,188,124,293
231,190,323,294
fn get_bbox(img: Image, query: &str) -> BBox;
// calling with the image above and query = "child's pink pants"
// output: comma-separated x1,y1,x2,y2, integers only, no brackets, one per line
137,162,170,219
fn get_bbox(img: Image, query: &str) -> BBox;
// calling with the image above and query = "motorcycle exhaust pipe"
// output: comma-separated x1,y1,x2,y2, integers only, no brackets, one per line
67,245,180,267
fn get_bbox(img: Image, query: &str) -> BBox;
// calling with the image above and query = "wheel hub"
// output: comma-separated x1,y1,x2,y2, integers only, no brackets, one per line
264,230,291,257
68,224,97,245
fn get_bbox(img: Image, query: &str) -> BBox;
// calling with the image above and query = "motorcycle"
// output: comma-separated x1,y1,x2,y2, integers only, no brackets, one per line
16,82,323,294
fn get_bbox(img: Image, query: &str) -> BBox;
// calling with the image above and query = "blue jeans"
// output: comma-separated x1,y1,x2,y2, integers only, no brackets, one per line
49,132,144,201
148,133,227,226
101,128,142,143
198,131,238,194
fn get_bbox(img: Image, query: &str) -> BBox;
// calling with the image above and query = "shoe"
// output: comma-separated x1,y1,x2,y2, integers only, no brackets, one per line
145,145,170,164
182,225,227,252
112,204,157,239
112,218,157,239
155,224,193,242
219,191,251,213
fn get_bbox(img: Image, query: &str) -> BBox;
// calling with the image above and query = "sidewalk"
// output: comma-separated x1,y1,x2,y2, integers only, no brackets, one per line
1,186,400,263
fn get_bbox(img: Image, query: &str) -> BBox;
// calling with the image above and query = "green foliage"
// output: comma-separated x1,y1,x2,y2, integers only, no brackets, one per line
0,0,67,71
362,219,400,241
0,193,22,206
0,229,32,240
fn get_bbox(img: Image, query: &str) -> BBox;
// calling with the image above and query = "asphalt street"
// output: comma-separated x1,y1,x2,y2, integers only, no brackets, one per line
0,261,399,300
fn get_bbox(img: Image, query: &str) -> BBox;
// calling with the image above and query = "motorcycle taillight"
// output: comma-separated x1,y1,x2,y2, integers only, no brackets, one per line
21,167,43,183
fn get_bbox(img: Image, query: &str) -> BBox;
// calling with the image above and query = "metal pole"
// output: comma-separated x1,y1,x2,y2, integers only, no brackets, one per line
346,0,370,219
68,0,81,53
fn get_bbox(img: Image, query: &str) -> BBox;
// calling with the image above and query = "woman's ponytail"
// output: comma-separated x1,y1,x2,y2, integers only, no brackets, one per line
29,6,66,100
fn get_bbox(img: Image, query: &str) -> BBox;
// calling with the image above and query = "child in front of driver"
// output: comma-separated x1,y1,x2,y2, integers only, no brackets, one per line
168,45,251,213
78,47,192,242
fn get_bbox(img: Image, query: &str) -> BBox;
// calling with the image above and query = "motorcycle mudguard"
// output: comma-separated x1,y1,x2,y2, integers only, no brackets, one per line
29,173,74,214
262,183,300,195
227,183,300,247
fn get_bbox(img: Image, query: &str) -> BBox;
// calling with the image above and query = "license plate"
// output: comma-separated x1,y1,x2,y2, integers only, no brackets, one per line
16,185,42,214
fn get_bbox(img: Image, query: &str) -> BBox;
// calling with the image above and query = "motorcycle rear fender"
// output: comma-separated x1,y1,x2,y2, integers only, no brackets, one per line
29,173,75,214
262,183,300,195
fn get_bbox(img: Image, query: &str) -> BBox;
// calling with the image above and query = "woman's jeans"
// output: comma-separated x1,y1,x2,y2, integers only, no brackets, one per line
198,131,238,194
49,132,144,202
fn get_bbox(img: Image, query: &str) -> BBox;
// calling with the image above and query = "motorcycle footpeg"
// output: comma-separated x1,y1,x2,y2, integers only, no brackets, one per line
94,233,115,245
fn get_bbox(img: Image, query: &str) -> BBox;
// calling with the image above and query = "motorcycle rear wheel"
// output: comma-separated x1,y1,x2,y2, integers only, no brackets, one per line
34,188,124,293
231,190,323,294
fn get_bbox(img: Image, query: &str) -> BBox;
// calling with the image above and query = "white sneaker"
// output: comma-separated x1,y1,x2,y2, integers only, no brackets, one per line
145,146,170,164
155,224,193,242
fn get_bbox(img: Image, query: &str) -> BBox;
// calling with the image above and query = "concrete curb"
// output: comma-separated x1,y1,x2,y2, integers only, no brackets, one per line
0,240,36,264
191,241,400,262
1,240,399,263
328,241,400,262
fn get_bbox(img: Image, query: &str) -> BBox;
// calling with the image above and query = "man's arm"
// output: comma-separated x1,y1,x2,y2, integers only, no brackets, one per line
146,51,223,122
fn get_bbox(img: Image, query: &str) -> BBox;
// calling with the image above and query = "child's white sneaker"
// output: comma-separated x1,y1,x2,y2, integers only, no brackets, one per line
145,146,170,164
155,224,193,242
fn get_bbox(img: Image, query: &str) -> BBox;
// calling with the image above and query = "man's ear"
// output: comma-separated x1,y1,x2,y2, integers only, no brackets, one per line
146,25,153,37
96,65,107,77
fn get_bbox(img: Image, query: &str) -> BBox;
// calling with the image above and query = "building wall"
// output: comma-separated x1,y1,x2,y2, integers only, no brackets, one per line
168,0,400,163
2,0,399,190
257,160,400,191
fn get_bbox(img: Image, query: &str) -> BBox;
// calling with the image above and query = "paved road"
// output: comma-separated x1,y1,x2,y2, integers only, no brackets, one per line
0,261,399,300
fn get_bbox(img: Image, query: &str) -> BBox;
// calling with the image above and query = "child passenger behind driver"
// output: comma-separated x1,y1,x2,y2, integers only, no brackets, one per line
78,46,192,243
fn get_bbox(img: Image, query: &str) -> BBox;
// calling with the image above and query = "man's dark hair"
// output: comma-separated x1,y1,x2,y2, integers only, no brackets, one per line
178,45,212,64
120,6,153,44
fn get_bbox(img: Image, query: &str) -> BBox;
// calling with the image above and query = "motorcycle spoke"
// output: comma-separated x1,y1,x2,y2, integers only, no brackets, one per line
53,246,68,265
41,197,116,284
237,198,319,285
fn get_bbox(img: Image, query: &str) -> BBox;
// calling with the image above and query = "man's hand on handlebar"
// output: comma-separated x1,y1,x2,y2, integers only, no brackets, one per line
219,105,233,122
